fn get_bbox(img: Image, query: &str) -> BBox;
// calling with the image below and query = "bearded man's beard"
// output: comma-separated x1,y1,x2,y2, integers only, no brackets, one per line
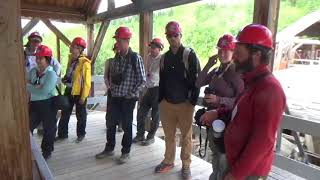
234,56,255,73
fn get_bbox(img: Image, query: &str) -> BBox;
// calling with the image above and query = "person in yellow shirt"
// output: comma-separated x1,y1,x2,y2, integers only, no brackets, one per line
56,37,92,143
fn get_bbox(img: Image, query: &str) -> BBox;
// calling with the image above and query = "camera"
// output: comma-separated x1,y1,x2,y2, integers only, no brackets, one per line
194,108,206,127
203,87,216,107
204,87,215,95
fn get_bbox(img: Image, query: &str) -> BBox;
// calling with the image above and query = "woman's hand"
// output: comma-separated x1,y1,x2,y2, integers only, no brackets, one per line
200,110,218,127
204,94,220,105
205,54,219,69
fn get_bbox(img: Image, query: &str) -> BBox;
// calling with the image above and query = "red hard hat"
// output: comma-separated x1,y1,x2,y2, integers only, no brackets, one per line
113,27,132,39
72,37,87,49
236,24,274,49
165,21,182,35
28,32,42,42
217,34,236,50
35,45,53,57
149,38,164,49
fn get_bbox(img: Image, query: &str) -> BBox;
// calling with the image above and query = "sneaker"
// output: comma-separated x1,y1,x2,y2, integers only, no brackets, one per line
54,136,68,142
118,153,130,164
75,136,85,143
37,129,44,136
141,137,155,146
95,149,114,159
42,152,51,160
132,135,145,143
154,162,174,173
181,167,191,180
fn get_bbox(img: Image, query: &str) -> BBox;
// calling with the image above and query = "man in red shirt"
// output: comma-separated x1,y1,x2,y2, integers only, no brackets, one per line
200,24,286,180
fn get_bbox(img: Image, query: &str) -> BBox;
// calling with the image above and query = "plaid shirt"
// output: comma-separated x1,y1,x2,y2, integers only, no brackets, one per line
110,48,146,98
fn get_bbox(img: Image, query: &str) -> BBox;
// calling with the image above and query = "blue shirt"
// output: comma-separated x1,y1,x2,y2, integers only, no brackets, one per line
27,66,58,101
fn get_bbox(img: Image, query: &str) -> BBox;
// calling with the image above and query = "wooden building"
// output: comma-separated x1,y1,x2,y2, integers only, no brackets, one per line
1,0,320,179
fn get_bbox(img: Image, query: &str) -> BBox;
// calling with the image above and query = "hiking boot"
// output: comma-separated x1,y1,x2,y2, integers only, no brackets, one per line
118,153,130,164
154,162,174,173
42,152,51,160
181,167,191,180
75,136,85,143
95,149,114,159
141,137,155,146
117,127,123,132
54,135,68,142
132,135,145,143
37,129,44,136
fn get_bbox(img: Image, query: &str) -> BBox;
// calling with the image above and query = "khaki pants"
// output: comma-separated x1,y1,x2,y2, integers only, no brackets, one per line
160,100,194,168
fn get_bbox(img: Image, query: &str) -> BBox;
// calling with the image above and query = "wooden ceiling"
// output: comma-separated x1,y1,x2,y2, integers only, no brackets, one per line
21,0,101,23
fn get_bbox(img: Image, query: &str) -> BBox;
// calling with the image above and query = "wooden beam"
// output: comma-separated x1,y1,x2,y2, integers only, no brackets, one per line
56,36,61,63
41,19,71,46
253,0,280,71
86,24,95,57
22,18,40,37
21,3,86,23
89,0,115,62
91,20,110,63
139,11,153,66
88,0,200,23
0,0,32,178
85,0,102,17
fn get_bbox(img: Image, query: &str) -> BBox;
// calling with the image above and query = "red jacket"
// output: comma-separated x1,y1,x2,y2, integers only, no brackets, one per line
221,65,286,179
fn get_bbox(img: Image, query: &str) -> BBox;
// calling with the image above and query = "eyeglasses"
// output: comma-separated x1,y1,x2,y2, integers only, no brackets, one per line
166,33,180,39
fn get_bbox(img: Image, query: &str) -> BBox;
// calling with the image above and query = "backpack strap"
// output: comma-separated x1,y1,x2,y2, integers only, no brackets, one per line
182,47,192,78
130,52,138,73
160,54,165,71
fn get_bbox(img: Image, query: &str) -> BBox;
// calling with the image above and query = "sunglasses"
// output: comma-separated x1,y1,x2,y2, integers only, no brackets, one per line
166,33,180,38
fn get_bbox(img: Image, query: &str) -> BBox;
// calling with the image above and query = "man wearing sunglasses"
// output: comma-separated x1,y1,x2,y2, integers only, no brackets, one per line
24,32,61,75
155,21,201,180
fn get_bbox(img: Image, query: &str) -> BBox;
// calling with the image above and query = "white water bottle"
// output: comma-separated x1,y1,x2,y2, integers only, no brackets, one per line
212,120,225,138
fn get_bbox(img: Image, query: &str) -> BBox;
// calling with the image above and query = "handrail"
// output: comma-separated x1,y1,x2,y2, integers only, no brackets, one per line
275,114,320,180
30,134,54,180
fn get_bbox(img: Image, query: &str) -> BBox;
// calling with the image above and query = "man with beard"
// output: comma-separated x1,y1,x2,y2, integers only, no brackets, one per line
200,24,286,180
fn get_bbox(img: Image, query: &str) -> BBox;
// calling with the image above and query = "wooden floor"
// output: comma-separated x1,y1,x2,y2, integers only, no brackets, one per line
34,112,305,180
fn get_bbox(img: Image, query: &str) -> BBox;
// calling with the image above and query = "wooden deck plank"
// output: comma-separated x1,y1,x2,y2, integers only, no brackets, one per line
33,112,305,180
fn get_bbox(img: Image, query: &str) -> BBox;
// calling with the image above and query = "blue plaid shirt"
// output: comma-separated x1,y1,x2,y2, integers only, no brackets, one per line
110,48,146,99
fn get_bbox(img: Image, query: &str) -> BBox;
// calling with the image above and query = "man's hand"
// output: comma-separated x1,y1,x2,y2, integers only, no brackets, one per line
79,99,85,105
200,110,218,127
224,173,236,180
204,94,220,105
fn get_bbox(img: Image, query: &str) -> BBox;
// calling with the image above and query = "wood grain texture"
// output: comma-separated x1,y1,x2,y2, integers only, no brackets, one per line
0,0,32,179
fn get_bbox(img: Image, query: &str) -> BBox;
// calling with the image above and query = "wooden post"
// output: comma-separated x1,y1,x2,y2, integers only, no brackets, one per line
0,0,32,179
22,18,40,37
86,23,95,96
139,11,153,66
253,0,280,71
139,11,153,131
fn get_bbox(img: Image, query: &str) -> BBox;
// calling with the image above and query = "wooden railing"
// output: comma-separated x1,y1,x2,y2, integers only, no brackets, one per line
30,134,54,180
275,115,320,180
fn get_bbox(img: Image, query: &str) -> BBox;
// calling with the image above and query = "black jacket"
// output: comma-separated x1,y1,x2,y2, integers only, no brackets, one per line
159,45,200,105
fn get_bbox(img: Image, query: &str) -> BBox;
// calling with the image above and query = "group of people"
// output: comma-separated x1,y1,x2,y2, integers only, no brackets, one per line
26,20,286,180
26,32,92,159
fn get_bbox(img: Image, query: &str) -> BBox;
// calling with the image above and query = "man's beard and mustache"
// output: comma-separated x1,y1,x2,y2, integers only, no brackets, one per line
234,56,255,74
